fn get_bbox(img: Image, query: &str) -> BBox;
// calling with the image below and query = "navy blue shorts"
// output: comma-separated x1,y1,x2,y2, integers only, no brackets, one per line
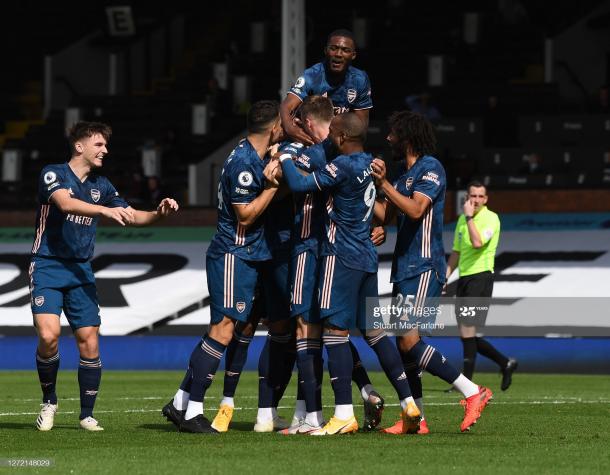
290,250,320,323
206,253,263,324
29,256,100,331
392,269,443,333
259,250,292,322
318,255,379,331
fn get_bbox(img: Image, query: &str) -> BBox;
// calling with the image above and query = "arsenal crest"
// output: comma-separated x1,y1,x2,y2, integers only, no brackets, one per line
90,189,101,202
347,88,357,103
236,301,246,313
34,296,45,307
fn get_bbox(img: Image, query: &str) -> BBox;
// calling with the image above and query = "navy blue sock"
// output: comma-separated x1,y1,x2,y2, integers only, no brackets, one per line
324,334,353,406
349,339,371,391
409,339,460,384
179,366,192,393
258,332,290,408
78,356,102,419
273,340,296,406
296,338,322,412
36,352,59,404
399,339,422,400
188,335,226,403
365,332,412,400
222,330,252,397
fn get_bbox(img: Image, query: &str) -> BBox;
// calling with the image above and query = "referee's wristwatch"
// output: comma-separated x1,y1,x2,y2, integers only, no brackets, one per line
465,215,474,221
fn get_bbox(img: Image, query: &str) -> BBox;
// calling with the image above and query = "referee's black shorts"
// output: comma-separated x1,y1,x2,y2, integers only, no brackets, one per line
455,271,494,327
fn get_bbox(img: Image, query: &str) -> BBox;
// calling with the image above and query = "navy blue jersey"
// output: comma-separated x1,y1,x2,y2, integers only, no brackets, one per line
32,163,128,261
288,62,372,115
208,139,271,261
391,156,447,282
290,139,334,257
281,152,377,273
263,141,297,253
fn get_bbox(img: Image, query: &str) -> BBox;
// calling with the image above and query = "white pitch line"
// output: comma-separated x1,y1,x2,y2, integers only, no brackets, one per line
1,399,609,417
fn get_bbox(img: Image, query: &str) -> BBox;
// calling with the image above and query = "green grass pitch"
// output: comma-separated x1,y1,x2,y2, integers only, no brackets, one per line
1,371,609,474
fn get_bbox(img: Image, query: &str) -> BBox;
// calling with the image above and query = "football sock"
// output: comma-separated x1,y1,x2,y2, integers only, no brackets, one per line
451,374,479,398
335,404,354,419
78,356,102,420
173,366,193,410
222,330,252,399
349,339,372,392
323,334,353,407
36,351,59,404
274,334,296,406
296,338,322,413
256,407,275,423
186,335,226,420
184,401,203,420
409,340,461,384
476,337,509,369
294,399,306,420
461,337,477,380
365,332,412,400
258,332,290,408
220,396,234,408
305,410,324,427
399,338,423,402
361,384,374,401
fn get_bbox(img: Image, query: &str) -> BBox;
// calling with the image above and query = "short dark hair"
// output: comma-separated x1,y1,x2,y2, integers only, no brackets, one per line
387,110,436,158
247,100,280,134
300,96,334,123
467,180,487,194
327,29,355,47
68,121,112,153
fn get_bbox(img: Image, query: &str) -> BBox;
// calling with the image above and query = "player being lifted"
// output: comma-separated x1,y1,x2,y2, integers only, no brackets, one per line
271,113,421,435
31,121,178,432
371,111,492,433
280,29,386,429
162,101,283,433
281,28,372,145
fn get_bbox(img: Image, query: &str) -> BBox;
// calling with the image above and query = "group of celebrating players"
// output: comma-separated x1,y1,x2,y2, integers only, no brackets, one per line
30,28,491,435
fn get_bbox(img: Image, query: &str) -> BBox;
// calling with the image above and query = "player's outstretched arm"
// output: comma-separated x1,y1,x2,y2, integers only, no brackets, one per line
280,94,314,146
371,158,429,220
276,153,319,193
129,198,180,226
51,189,135,226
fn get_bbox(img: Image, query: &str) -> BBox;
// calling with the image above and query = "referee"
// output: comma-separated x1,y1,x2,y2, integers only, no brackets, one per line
446,181,517,391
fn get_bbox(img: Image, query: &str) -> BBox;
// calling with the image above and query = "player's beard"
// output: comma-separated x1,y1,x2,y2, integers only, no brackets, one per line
390,143,404,162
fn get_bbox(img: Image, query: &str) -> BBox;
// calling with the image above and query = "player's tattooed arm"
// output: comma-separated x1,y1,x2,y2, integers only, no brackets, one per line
50,188,135,226
129,198,180,226
280,94,314,146
371,158,429,220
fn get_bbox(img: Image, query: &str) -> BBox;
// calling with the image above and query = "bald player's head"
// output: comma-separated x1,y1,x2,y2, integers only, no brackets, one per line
328,112,366,153
331,113,366,142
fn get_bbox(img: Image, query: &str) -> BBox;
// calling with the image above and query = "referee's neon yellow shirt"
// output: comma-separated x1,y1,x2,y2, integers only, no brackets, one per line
452,206,500,276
